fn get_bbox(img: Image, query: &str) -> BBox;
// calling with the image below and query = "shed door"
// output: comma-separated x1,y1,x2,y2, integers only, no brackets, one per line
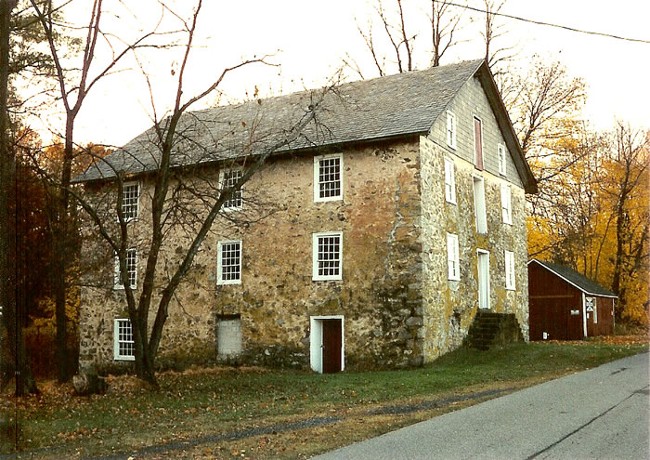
322,319,343,374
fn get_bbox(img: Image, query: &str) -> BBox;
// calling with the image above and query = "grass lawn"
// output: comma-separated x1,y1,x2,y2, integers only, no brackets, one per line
1,337,647,459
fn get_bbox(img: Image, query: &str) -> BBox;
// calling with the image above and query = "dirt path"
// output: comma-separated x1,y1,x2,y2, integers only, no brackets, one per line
89,386,520,460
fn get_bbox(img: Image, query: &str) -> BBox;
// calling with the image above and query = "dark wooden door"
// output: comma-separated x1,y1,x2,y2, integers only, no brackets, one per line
322,319,342,374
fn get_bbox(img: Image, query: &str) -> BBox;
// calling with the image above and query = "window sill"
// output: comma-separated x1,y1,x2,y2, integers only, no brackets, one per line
314,197,343,204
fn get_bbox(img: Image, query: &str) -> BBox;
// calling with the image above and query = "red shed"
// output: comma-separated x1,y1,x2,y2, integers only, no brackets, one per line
528,259,617,341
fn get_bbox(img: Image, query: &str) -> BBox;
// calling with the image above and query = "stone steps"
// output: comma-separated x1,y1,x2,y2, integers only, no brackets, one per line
465,311,524,350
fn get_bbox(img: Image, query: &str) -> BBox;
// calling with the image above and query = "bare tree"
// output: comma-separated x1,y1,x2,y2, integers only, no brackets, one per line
344,0,417,78
507,59,587,158
481,0,504,65
430,0,462,67
70,0,335,387
504,58,588,226
343,0,464,79
28,0,159,382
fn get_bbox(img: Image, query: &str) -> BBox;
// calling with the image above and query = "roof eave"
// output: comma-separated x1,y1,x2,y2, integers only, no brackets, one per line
528,259,618,299
72,131,426,185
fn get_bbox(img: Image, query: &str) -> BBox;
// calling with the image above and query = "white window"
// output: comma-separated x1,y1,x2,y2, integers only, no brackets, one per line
217,240,242,285
501,183,512,225
313,232,343,281
447,233,460,281
114,248,137,290
444,157,456,204
446,111,457,149
474,117,484,170
473,176,487,234
478,250,490,309
497,144,507,176
314,154,342,202
121,182,139,221
220,168,243,210
505,250,515,290
114,319,135,361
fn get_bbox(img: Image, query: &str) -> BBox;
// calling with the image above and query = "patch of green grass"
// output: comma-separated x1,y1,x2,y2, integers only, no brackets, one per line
4,341,647,458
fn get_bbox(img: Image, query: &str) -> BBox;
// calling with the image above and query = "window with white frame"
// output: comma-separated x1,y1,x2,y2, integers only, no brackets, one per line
220,168,243,210
473,176,487,234
497,144,507,176
217,240,242,285
505,250,516,290
444,157,457,204
121,182,139,220
474,117,484,170
114,318,135,361
501,183,512,225
114,248,137,290
314,154,342,202
447,233,460,281
313,232,343,281
446,111,457,149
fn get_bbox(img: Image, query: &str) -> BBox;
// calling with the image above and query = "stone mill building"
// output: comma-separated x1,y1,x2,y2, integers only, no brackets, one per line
76,59,537,374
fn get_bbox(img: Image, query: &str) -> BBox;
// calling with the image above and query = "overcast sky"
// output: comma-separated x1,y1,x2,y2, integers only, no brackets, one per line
55,0,650,146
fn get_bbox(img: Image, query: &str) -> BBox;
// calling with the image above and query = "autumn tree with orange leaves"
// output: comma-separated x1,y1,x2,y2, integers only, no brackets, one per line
527,123,649,325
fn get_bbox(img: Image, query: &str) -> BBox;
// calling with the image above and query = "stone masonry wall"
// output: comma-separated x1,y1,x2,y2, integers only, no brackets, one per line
78,139,426,372
418,75,529,363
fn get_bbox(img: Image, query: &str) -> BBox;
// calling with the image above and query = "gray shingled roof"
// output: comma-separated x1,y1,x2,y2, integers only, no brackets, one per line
75,59,536,192
530,259,618,298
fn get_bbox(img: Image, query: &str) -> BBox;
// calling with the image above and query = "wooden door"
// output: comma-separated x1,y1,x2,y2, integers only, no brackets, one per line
322,319,342,374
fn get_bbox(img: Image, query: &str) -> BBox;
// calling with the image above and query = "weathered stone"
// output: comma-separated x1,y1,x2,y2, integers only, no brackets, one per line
405,316,423,327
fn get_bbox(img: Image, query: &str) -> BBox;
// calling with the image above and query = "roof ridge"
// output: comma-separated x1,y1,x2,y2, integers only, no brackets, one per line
74,58,500,183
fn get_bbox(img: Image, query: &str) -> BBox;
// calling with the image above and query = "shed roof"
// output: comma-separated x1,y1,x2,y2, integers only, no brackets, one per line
528,259,618,298
75,59,537,192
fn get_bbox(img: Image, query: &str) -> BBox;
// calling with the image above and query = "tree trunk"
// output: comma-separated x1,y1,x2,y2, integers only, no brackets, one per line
0,0,14,388
53,117,75,383
1,0,38,396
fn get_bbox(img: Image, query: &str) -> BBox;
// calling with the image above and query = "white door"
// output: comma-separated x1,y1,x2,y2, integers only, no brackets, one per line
310,316,345,373
478,250,490,309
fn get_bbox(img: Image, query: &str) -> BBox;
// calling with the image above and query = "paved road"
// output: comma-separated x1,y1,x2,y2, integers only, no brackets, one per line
314,352,649,460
